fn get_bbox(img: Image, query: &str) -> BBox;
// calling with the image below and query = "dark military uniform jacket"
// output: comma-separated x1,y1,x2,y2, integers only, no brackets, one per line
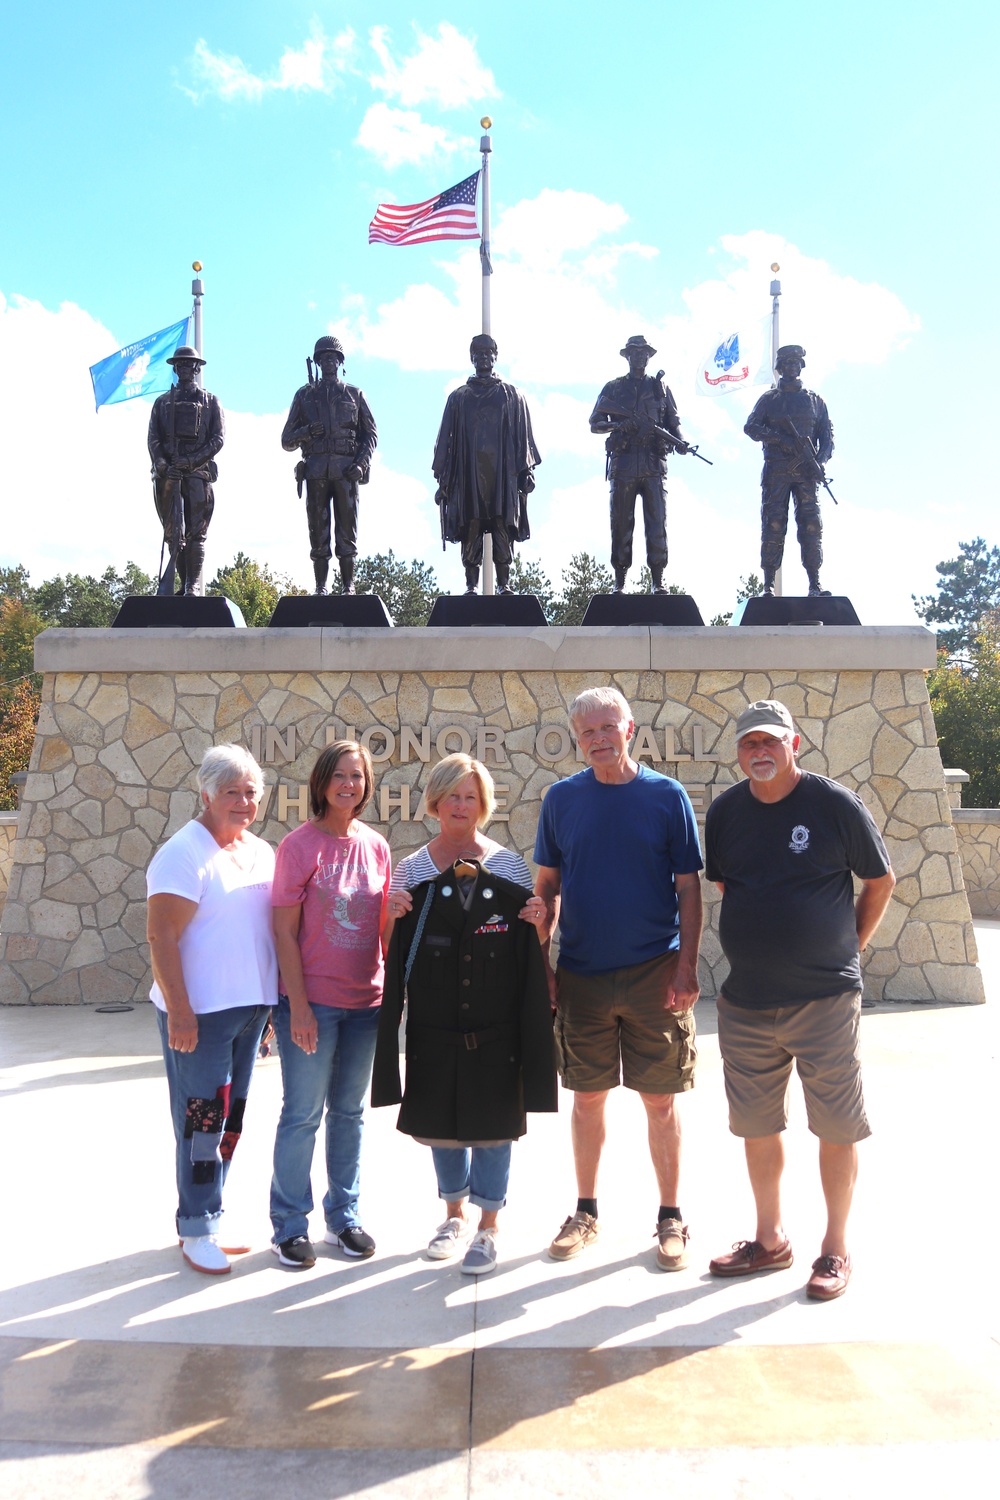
744,385,834,475
590,372,682,481
147,387,225,478
281,378,377,482
372,865,557,1142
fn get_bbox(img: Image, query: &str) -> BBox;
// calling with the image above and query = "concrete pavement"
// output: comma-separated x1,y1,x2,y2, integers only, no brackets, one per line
1,928,998,1497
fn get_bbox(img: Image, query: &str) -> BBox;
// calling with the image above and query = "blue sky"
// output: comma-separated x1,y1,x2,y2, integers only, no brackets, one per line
2,2,996,620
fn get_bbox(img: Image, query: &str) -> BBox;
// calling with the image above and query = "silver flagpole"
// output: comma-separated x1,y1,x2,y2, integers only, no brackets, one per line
191,261,204,389
479,118,495,594
769,263,782,597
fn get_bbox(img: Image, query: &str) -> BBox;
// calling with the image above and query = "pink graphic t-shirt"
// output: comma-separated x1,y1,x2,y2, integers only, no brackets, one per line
271,820,391,1009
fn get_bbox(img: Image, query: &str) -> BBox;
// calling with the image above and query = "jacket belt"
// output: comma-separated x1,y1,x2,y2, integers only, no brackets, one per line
407,1021,513,1052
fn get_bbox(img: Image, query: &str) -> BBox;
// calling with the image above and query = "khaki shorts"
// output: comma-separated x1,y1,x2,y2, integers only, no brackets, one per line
716,990,871,1145
554,952,696,1095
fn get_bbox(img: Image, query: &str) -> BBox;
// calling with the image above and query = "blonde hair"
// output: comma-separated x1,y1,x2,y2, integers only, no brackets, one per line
424,753,496,826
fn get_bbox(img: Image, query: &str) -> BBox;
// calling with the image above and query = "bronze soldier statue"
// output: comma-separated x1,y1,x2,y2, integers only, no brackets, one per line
432,334,540,595
744,344,834,597
281,336,377,595
590,334,690,593
147,346,224,597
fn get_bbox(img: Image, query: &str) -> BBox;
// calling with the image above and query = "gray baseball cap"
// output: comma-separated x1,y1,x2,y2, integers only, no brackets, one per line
735,700,796,741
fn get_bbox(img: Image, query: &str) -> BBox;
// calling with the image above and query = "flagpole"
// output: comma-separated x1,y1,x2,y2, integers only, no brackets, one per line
192,261,204,388
479,118,495,595
769,263,782,597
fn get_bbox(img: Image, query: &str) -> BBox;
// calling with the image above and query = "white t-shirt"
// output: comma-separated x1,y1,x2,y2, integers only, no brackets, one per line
146,819,278,1015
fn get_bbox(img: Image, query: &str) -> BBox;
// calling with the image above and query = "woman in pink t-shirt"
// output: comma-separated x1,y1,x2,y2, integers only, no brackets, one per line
268,741,391,1269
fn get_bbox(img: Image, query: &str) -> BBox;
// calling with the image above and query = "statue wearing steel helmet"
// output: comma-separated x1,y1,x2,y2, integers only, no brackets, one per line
147,346,225,597
281,336,378,594
744,344,834,597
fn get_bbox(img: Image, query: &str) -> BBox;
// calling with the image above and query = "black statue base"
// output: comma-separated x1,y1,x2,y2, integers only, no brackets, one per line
581,593,705,627
427,594,548,628
112,595,246,628
737,595,861,627
268,595,393,628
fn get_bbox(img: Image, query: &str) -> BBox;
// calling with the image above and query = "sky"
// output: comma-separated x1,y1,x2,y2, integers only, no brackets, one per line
1,2,997,623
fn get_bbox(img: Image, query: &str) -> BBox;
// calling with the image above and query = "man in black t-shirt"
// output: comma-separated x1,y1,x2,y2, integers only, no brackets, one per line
704,700,895,1300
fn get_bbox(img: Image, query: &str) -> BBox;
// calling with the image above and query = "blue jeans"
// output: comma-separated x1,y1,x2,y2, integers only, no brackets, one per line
431,1144,512,1212
155,1004,269,1240
270,998,380,1242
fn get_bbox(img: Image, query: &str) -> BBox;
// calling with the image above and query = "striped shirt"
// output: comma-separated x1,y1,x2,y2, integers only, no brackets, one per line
390,840,532,894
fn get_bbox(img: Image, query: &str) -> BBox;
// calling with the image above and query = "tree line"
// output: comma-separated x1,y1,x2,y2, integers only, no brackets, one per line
4,542,995,810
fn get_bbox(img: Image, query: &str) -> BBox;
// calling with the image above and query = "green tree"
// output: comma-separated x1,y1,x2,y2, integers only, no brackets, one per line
31,562,155,627
0,565,31,601
928,613,1000,805
710,572,766,627
0,596,45,809
208,552,306,627
913,537,1000,658
354,551,440,625
549,552,614,625
508,555,554,615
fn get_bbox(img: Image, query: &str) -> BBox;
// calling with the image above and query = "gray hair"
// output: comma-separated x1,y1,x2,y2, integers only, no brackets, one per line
197,743,264,801
568,686,633,730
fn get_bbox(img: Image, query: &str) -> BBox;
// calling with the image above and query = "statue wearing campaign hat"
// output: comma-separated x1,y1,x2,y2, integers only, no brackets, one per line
282,336,378,595
744,345,834,597
147,346,225,597
589,335,691,593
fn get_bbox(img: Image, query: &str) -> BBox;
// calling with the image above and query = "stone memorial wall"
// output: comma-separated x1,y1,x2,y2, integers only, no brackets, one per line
0,623,985,1006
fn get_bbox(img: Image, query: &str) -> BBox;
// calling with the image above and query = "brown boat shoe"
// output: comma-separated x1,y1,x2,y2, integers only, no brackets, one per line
708,1237,794,1277
806,1253,852,1300
655,1218,690,1271
548,1210,600,1261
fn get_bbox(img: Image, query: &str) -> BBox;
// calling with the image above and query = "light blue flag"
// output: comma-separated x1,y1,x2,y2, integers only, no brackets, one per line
89,316,193,410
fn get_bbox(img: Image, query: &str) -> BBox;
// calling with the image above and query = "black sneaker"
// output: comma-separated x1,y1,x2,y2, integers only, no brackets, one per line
324,1225,376,1259
271,1235,316,1268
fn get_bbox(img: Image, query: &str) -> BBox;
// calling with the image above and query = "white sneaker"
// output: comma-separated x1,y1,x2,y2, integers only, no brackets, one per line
181,1235,231,1275
427,1216,473,1260
461,1227,499,1276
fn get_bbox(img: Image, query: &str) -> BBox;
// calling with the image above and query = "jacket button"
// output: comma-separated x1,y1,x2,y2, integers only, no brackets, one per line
462,1002,470,1010
462,978,470,986
463,954,472,962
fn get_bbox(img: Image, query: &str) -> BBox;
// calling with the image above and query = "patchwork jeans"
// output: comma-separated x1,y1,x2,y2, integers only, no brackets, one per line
155,1003,270,1239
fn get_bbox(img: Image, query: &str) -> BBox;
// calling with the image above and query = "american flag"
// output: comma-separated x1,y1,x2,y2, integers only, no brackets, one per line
369,171,481,247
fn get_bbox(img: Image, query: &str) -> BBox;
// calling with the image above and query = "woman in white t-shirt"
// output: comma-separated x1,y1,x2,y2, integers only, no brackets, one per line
268,741,391,1269
146,744,277,1277
383,753,547,1277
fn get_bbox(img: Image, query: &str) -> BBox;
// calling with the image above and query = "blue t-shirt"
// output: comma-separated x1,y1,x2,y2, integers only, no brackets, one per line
533,764,704,975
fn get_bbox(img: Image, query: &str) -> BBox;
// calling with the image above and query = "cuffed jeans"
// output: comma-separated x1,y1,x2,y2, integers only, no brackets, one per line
431,1144,512,1212
155,1003,269,1240
270,998,380,1243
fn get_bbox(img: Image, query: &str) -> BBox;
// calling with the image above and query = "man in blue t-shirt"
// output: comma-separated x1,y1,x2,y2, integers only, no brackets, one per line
533,687,704,1272
704,700,895,1301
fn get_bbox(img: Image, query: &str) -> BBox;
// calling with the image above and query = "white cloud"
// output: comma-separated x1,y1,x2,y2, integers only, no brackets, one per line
355,103,470,170
368,22,497,109
186,24,354,103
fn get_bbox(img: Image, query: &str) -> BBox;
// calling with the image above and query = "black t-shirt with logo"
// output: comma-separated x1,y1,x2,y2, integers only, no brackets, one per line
704,772,891,1009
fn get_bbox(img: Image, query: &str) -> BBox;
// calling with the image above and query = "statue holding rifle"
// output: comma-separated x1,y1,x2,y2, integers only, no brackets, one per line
590,335,708,594
744,344,836,597
147,346,224,597
281,336,377,595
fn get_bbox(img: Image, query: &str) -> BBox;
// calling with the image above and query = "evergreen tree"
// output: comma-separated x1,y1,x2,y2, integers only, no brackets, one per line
354,551,440,625
30,562,155,627
549,553,615,625
208,552,305,627
508,556,554,615
913,538,1000,658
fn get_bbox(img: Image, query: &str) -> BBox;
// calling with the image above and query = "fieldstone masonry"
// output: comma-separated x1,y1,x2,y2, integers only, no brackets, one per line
0,624,985,1005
